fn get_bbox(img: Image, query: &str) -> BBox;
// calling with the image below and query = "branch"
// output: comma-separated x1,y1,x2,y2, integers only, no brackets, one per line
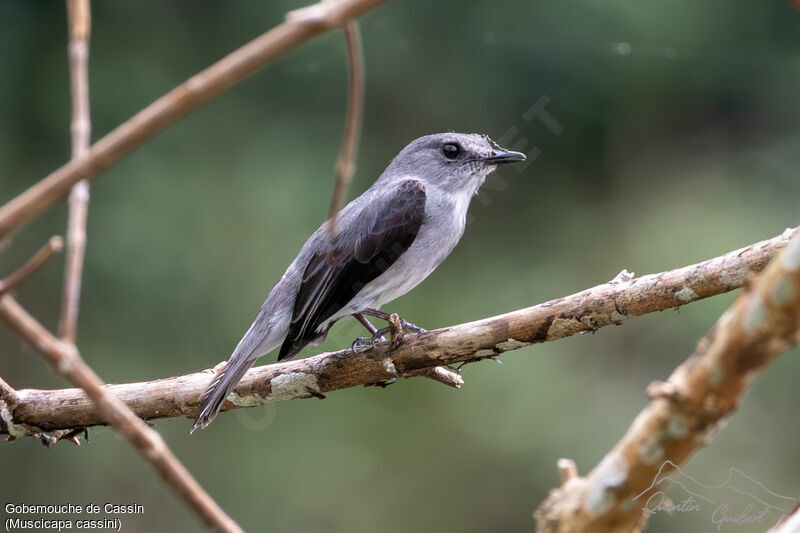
2,228,794,433
0,376,19,409
769,502,800,533
534,230,800,532
0,236,63,295
327,20,365,230
0,295,242,532
0,0,387,240
59,0,92,343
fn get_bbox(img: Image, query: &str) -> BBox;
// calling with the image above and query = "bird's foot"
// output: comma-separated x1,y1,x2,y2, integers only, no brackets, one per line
352,309,427,352
361,309,427,336
351,331,388,353
398,318,427,336
385,313,427,346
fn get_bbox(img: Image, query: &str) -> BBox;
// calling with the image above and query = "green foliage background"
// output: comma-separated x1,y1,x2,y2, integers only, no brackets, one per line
1,1,799,531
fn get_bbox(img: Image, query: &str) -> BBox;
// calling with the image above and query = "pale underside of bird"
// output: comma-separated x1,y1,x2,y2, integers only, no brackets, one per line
193,132,525,430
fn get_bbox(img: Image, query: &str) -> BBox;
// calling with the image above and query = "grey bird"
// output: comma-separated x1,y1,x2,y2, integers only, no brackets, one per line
193,132,525,430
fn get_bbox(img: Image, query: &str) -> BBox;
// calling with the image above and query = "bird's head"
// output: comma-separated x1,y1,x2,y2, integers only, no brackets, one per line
382,132,526,195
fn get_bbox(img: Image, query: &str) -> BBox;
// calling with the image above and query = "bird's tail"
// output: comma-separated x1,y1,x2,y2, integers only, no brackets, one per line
191,354,257,433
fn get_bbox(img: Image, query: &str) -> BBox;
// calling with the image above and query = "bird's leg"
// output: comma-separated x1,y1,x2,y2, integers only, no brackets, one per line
362,308,427,336
360,308,391,320
354,312,381,336
351,312,388,352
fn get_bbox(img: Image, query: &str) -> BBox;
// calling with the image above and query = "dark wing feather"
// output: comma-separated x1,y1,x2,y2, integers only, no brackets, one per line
277,179,426,360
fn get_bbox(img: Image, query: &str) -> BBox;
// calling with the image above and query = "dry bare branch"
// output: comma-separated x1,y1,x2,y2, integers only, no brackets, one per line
0,0,387,240
0,236,63,295
411,366,464,389
327,20,365,230
534,231,800,532
0,295,242,532
59,0,93,343
2,228,794,434
0,376,19,410
768,502,800,533
557,459,578,484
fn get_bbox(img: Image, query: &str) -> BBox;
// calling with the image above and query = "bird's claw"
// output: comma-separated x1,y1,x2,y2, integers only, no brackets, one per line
351,312,426,352
351,334,388,353
399,319,426,336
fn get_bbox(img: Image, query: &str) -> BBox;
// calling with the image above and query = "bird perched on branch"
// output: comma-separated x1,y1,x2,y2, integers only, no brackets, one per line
193,132,525,430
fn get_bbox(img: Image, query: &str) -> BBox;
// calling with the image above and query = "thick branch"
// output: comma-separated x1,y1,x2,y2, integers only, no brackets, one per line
0,295,242,532
59,0,93,343
0,0,387,239
2,228,794,433
534,231,800,532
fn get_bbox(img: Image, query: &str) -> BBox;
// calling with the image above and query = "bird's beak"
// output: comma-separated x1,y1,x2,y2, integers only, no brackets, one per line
480,149,526,165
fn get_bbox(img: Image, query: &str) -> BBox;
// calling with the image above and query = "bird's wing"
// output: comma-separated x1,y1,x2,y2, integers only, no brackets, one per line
278,179,427,360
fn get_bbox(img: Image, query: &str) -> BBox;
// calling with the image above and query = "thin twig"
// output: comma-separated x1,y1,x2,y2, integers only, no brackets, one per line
327,20,365,231
0,236,64,295
534,232,800,532
59,0,93,343
411,366,464,389
0,295,242,533
3,228,794,433
0,0,387,240
557,459,578,484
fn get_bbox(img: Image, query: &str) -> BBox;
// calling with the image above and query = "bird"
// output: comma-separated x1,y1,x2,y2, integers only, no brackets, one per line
193,132,525,430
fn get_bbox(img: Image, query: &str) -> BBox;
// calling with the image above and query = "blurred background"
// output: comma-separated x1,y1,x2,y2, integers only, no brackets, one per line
1,1,799,531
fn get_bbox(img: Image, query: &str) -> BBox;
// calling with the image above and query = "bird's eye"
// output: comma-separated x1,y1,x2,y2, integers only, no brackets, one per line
442,143,460,159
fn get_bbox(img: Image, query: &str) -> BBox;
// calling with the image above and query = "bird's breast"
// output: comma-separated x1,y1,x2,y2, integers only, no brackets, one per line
369,190,470,304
